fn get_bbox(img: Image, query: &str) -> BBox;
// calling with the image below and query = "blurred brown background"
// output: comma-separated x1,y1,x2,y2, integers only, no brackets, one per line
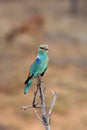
0,0,87,130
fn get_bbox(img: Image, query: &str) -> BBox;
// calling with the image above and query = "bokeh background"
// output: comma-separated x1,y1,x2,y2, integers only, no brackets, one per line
0,0,87,130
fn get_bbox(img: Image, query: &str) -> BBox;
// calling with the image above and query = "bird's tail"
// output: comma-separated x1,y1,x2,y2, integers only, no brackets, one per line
24,79,32,94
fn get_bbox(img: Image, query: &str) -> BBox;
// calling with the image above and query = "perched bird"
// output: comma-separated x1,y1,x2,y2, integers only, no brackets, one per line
24,44,49,94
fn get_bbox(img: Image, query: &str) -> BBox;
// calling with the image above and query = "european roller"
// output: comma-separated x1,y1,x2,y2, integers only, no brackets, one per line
24,44,49,94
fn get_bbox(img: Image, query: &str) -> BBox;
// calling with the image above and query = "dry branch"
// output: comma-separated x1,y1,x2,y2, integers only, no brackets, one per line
22,75,58,130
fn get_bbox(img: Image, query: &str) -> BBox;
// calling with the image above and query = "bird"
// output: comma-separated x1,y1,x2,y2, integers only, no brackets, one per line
24,44,49,94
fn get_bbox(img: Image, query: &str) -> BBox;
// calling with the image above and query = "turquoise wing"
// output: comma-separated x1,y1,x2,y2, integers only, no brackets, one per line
24,57,41,85
30,57,41,77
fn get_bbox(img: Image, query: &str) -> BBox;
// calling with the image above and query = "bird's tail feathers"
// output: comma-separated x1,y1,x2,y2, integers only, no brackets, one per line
24,79,32,94
24,77,29,85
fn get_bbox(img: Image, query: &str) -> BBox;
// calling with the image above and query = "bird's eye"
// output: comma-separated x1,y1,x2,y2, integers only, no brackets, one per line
40,46,48,51
40,47,44,49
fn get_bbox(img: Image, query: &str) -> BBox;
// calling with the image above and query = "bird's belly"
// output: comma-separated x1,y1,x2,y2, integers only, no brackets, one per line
38,61,47,74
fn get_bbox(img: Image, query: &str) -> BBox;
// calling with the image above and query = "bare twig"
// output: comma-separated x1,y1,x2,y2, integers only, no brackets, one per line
37,75,50,130
22,75,58,130
34,109,43,123
22,105,33,110
48,91,58,117
22,103,42,110
32,84,39,107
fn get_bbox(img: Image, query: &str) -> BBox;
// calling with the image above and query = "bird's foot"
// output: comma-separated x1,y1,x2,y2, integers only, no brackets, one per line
37,75,42,80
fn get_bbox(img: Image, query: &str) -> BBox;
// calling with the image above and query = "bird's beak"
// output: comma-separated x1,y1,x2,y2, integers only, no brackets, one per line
45,48,48,51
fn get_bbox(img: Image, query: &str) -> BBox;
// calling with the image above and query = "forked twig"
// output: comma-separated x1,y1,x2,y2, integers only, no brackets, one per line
22,75,58,130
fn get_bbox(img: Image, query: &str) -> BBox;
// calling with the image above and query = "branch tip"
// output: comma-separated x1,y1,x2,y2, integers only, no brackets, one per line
35,109,43,122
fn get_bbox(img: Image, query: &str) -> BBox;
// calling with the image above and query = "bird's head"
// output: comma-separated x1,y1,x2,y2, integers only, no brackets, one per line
38,44,48,52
